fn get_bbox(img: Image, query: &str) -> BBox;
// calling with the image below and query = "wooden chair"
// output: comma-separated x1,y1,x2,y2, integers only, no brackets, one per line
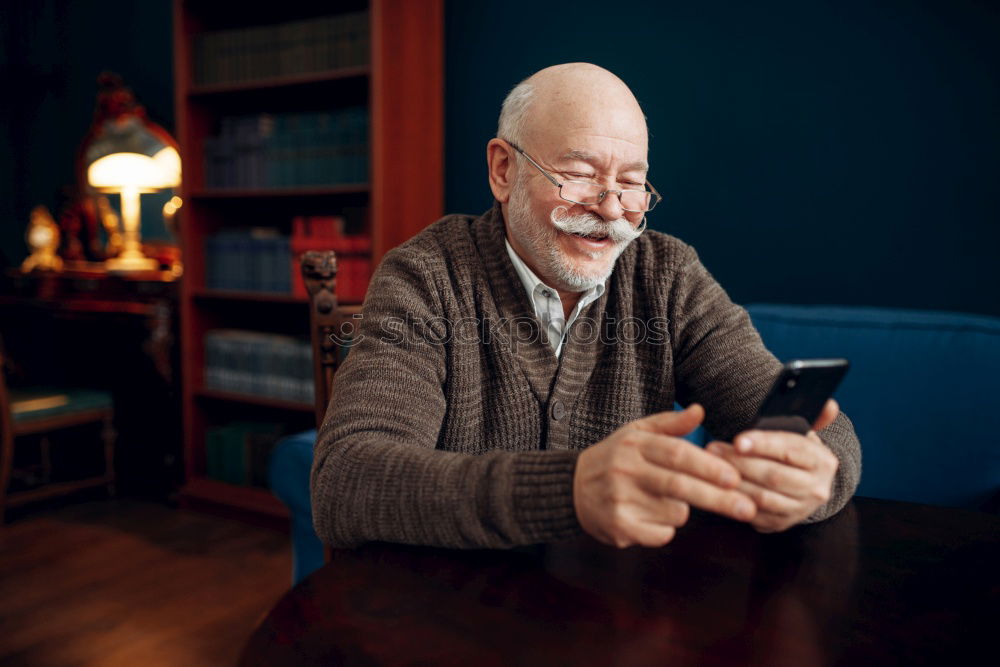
301,250,347,428
0,336,116,523
268,250,349,583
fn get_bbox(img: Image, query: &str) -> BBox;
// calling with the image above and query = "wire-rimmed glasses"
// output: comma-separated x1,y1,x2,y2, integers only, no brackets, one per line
507,140,662,214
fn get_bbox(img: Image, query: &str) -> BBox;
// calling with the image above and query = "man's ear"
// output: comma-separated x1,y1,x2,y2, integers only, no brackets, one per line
487,138,516,203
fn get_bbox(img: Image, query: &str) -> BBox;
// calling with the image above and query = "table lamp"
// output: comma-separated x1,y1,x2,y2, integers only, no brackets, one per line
79,72,181,272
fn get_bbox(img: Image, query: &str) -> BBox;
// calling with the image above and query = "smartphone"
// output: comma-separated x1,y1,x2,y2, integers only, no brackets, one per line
751,359,850,434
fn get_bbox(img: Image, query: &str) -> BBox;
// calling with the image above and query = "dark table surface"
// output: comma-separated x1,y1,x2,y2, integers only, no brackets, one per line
240,497,1000,666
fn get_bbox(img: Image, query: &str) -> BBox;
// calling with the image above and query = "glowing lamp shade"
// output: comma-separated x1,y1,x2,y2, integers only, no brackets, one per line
80,74,182,272
87,147,181,192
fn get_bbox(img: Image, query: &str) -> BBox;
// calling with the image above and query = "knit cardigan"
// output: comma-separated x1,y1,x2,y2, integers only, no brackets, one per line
310,203,861,548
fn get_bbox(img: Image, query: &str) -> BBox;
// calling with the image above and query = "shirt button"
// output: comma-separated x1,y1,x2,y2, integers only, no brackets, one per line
550,399,566,421
541,289,552,298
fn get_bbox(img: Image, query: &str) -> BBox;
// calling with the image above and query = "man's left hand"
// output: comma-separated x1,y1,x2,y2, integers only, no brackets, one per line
705,399,840,533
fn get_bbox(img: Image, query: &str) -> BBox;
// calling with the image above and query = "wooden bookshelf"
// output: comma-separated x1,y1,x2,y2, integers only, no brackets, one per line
192,288,309,305
188,65,370,97
194,388,315,413
174,0,443,520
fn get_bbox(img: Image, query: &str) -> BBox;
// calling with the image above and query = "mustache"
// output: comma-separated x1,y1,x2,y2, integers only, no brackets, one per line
549,206,643,245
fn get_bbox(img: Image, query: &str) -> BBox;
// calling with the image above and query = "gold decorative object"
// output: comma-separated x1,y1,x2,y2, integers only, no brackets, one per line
21,205,64,272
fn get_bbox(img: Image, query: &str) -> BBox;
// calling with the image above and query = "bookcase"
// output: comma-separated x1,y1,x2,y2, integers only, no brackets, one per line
173,0,443,523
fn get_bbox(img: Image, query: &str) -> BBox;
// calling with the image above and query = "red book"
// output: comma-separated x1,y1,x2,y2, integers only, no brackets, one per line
290,214,368,299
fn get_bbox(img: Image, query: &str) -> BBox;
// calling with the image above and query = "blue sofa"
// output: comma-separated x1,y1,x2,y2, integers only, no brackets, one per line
268,428,323,585
270,304,1000,584
746,305,1000,510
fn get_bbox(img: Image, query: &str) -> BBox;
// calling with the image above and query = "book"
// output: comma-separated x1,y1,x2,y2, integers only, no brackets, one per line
203,108,368,190
204,329,314,404
193,11,370,87
205,229,292,293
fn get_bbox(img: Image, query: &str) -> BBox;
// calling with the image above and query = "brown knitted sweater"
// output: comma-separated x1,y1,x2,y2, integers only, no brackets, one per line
310,203,861,548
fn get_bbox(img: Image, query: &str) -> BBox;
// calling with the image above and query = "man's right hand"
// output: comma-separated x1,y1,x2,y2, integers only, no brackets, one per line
572,404,757,548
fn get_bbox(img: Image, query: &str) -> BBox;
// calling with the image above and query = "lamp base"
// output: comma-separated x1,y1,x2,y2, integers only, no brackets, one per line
105,254,158,272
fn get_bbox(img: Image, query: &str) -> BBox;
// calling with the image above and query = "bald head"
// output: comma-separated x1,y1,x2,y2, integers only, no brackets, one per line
498,63,648,152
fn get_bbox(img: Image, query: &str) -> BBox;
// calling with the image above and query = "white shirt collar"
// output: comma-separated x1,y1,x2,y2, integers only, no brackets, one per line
504,237,605,356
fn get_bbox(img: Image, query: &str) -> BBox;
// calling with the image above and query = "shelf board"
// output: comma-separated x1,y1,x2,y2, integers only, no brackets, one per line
190,184,369,199
189,66,370,96
193,288,308,305
179,477,289,520
195,388,315,413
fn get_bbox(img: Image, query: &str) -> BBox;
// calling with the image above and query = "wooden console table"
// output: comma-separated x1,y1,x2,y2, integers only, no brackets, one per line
0,264,182,500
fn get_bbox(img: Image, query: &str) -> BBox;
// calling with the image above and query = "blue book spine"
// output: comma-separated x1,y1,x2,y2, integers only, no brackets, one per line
276,237,291,293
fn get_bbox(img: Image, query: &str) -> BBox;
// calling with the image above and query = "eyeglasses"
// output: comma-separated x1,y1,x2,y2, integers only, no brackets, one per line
506,140,662,214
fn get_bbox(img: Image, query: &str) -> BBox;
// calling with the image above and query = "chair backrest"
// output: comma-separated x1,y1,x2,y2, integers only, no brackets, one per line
0,337,13,452
300,250,345,429
745,304,1000,511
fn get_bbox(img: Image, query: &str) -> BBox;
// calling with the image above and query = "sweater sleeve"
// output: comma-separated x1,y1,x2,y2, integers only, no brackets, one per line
310,246,582,549
669,243,861,523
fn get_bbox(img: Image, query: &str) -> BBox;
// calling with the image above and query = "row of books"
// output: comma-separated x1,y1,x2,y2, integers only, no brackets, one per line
204,108,368,189
193,11,369,87
206,229,292,294
205,222,372,301
204,329,314,404
205,421,286,488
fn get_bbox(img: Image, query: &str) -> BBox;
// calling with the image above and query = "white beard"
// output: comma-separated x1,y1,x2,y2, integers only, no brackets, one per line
505,177,642,292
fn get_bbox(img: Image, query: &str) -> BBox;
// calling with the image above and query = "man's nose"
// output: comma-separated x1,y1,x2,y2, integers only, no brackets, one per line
585,190,625,221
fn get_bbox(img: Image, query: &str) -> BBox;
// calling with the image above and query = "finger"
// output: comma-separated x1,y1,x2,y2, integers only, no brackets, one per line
749,510,792,534
632,494,691,528
627,522,677,548
707,440,815,498
632,403,705,438
600,499,682,548
735,477,801,517
813,399,840,432
731,430,822,470
632,464,756,522
636,431,741,488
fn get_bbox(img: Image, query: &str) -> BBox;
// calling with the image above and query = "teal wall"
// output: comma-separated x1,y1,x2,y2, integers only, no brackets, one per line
0,0,175,267
3,1,997,316
444,0,1000,316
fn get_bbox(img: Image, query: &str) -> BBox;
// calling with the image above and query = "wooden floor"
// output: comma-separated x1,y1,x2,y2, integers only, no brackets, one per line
0,497,292,667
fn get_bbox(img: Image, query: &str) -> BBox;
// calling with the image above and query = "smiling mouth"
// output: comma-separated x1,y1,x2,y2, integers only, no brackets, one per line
567,230,610,242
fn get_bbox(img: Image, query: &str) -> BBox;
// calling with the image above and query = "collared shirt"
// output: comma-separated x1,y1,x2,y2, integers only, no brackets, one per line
504,238,605,357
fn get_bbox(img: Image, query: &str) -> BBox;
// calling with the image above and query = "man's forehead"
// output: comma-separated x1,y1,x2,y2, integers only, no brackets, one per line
558,148,649,172
524,108,648,170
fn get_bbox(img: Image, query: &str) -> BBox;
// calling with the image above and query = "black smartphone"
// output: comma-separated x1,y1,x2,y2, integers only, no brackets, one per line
751,359,850,434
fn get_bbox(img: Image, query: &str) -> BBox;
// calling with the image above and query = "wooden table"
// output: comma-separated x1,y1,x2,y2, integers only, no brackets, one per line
240,498,1000,666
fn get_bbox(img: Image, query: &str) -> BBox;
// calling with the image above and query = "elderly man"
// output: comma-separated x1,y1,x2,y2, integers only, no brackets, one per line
311,63,860,549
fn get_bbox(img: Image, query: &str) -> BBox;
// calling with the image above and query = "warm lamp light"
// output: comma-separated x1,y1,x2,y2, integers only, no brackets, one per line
88,148,181,190
79,72,182,272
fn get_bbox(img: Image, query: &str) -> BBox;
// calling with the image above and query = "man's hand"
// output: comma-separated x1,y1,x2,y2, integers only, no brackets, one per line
706,399,841,533
573,404,758,548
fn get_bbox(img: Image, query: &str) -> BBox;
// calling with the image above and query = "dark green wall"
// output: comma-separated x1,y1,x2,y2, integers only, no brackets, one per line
445,0,1000,316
